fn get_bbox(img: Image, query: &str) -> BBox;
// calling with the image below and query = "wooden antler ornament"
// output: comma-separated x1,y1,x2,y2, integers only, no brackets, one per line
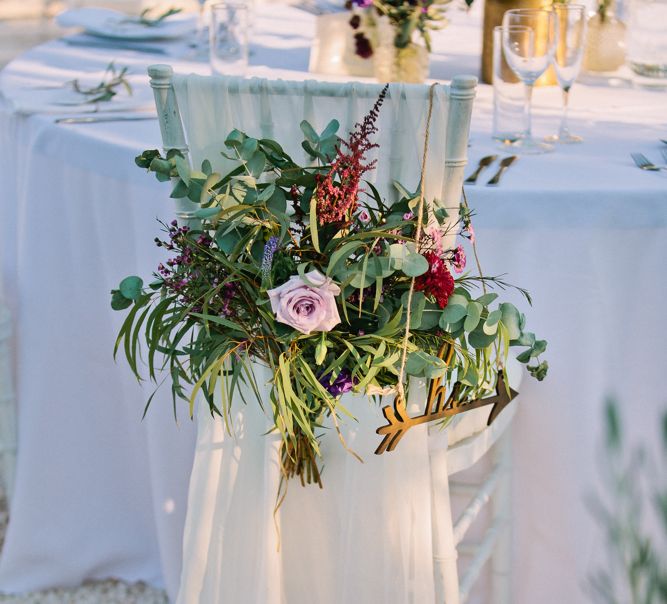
374,370,518,455
376,85,518,456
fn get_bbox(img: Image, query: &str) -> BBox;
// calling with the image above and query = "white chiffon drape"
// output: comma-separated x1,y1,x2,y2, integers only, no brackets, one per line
172,76,452,604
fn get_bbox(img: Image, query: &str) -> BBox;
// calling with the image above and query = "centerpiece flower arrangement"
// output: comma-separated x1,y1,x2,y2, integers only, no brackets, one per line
346,0,473,83
113,89,547,488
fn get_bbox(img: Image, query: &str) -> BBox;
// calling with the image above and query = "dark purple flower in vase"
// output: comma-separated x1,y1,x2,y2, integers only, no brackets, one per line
352,0,373,7
319,369,356,397
354,32,373,59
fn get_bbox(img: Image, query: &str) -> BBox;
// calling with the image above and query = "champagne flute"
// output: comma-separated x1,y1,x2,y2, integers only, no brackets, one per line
548,4,587,144
502,9,557,154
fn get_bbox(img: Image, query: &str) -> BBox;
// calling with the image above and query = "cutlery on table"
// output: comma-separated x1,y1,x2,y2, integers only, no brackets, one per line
55,115,157,124
486,155,518,186
63,38,169,55
630,152,667,171
465,154,498,184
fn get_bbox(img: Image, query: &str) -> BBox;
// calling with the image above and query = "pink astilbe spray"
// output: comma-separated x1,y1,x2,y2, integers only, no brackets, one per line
314,86,388,225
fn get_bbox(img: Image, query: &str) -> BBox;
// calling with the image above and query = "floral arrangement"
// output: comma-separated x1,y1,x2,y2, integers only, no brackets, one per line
113,89,547,487
346,0,472,61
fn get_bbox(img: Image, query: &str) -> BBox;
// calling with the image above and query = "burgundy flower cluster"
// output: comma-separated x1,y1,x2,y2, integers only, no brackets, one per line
415,251,455,308
314,86,387,225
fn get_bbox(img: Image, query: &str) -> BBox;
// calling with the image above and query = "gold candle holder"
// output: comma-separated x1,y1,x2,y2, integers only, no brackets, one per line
481,0,557,86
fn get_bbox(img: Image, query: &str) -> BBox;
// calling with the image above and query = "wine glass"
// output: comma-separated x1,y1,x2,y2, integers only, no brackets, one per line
210,2,249,76
189,0,210,59
502,9,557,154
548,4,587,144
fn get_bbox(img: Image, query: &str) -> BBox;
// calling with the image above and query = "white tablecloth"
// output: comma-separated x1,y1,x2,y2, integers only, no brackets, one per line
0,3,666,603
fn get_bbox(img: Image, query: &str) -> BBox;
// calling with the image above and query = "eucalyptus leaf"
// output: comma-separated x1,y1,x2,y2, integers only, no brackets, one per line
247,151,266,178
320,119,339,140
174,155,190,185
476,292,499,306
240,137,258,160
224,129,245,148
464,301,483,332
499,302,522,340
111,289,132,310
119,276,143,301
419,303,442,330
441,303,467,324
402,251,429,277
300,120,319,143
469,327,497,349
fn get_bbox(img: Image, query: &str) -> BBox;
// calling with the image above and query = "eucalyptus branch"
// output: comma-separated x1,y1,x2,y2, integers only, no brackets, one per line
69,62,132,104
126,6,183,27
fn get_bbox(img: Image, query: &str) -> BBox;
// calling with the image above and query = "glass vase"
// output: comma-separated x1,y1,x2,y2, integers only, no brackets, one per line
373,16,430,83
583,2,626,73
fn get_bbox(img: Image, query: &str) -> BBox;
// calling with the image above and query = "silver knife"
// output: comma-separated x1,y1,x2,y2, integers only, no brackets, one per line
486,155,518,186
63,38,168,55
55,115,157,124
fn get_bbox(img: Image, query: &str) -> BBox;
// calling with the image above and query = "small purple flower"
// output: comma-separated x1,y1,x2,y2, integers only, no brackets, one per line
462,222,475,244
261,236,280,280
352,0,373,6
358,209,371,223
403,211,414,220
453,244,466,274
319,369,356,397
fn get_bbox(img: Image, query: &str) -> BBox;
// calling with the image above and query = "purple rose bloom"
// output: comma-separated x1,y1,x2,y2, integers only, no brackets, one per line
319,369,356,397
267,270,341,334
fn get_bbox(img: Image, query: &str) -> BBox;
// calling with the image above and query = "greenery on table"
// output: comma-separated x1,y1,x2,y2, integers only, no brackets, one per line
113,89,547,487
588,400,667,603
134,6,183,27
69,62,132,104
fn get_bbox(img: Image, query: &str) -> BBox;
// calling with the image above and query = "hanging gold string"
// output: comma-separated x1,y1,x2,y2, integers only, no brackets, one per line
396,83,439,400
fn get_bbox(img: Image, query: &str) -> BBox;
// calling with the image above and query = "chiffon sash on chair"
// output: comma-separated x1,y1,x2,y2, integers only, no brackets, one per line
177,366,436,604
171,75,454,603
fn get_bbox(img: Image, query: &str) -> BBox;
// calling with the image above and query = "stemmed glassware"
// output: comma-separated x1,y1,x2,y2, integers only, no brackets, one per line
210,2,249,76
548,4,587,144
189,0,210,59
501,9,557,154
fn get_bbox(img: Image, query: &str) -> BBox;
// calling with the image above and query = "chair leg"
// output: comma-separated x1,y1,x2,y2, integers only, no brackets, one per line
491,432,512,604
430,446,461,604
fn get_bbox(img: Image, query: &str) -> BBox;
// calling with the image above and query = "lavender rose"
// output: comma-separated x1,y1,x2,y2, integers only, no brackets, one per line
267,270,341,334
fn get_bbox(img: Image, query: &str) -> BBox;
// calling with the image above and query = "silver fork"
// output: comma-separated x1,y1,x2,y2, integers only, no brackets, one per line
631,152,667,171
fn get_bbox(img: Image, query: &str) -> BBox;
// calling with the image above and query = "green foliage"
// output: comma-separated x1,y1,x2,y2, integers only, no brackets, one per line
135,6,182,26
588,399,667,604
69,62,132,104
114,112,546,485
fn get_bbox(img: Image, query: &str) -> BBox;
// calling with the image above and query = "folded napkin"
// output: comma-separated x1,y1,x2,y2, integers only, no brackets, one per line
56,7,196,40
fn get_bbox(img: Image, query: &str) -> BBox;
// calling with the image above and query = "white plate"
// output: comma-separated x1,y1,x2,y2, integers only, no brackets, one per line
56,7,196,41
